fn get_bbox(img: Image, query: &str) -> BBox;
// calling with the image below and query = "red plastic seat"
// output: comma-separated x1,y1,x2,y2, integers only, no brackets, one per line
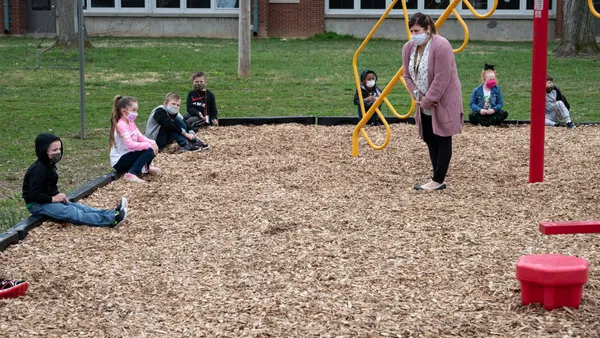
516,254,589,311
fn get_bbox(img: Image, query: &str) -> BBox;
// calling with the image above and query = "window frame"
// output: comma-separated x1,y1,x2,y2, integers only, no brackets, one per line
324,0,557,17
83,0,240,14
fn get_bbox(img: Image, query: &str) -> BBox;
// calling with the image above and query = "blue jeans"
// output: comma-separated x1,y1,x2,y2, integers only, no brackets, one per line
113,148,154,176
28,201,115,227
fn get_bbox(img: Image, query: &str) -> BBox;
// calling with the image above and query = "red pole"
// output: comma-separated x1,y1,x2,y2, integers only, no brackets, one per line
529,0,548,183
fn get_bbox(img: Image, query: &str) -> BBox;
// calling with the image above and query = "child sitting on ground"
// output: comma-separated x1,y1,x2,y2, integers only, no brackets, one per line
0,279,28,298
23,133,128,227
184,72,219,131
353,69,382,125
469,63,508,126
145,92,210,152
110,95,161,184
546,74,575,129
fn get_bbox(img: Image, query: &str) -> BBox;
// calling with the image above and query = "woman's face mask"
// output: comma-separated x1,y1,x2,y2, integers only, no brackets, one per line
411,32,428,46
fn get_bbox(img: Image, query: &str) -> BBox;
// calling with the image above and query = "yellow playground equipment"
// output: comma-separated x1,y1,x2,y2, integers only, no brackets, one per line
351,0,500,157
590,0,600,18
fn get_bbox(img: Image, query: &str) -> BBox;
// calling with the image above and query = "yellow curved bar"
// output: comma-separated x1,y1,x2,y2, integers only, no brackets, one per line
462,0,498,19
359,108,392,151
352,0,399,132
590,0,600,18
452,9,470,53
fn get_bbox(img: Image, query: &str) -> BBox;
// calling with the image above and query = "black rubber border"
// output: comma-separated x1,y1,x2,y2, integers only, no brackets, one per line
0,173,116,251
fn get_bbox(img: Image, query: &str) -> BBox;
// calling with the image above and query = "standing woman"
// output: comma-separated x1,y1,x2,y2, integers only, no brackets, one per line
402,12,463,191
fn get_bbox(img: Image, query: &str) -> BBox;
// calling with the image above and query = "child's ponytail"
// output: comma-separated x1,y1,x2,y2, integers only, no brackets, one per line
109,95,137,149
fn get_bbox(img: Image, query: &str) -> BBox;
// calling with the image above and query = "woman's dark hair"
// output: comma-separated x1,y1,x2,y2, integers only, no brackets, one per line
408,12,437,35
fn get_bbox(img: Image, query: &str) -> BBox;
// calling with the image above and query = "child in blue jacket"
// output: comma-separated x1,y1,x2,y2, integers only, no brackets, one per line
469,64,508,126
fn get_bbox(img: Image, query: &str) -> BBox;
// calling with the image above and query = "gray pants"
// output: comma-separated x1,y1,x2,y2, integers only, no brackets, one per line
545,101,571,126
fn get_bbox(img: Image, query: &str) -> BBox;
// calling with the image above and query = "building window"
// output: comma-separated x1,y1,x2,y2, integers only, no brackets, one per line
361,0,386,9
326,0,556,13
526,0,552,10
216,0,238,8
157,0,180,8
393,0,418,9
91,0,115,7
424,0,450,10
122,0,145,7
330,0,354,9
31,0,52,10
187,0,210,8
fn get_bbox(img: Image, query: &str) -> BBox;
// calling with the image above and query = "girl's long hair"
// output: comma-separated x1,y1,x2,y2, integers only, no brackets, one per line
109,95,137,149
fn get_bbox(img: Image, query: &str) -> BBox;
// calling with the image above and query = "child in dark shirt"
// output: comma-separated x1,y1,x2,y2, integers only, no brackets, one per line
23,133,127,227
545,74,575,129
353,69,383,125
145,92,210,152
184,72,219,131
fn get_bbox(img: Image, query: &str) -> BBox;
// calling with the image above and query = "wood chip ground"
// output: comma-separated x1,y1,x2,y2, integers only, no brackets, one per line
2,124,600,337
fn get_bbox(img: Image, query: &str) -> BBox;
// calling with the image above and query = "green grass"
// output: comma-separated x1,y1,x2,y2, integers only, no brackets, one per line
1,36,599,232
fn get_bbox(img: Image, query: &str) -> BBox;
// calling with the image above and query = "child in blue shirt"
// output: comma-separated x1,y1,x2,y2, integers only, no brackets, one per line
469,64,508,126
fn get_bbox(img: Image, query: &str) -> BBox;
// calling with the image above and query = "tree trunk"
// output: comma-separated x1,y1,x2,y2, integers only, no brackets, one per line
238,0,251,77
554,0,599,57
55,0,92,48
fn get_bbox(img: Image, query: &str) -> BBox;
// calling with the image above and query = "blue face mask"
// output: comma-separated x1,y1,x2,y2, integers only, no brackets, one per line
412,33,428,46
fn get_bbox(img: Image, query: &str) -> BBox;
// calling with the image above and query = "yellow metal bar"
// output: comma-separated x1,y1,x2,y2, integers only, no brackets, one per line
590,0,600,18
352,0,500,157
352,0,399,129
462,0,498,19
452,9,470,53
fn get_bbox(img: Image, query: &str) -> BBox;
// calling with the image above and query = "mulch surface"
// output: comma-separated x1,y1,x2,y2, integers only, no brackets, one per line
2,123,600,337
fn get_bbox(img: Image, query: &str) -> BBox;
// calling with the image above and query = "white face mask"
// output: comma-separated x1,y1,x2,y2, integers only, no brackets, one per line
412,33,428,46
166,105,179,115
366,80,376,88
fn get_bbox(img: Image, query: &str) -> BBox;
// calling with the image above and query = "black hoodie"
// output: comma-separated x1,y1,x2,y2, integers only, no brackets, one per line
353,69,383,119
22,133,62,206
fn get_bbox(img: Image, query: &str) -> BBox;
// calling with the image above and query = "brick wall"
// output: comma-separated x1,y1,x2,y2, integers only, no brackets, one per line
1,0,27,34
555,0,563,39
265,0,324,38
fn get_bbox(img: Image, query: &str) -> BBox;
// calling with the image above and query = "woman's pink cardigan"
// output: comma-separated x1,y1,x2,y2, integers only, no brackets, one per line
402,34,463,138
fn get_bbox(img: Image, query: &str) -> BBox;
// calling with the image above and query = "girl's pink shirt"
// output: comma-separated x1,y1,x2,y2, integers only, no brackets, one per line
116,117,156,151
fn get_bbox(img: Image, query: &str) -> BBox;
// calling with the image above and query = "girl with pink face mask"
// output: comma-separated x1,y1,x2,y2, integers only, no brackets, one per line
109,95,161,183
468,63,509,126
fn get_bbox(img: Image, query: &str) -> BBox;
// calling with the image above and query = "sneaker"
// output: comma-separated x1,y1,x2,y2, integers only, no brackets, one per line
566,122,576,129
0,280,29,298
115,196,128,212
148,166,162,175
180,142,202,152
123,172,146,183
111,208,128,228
192,139,211,150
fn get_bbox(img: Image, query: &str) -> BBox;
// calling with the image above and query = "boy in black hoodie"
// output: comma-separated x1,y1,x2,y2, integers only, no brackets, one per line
22,133,127,227
184,72,219,131
354,69,383,125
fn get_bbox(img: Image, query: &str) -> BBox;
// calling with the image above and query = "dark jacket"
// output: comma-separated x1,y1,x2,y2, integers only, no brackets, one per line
353,69,382,118
22,133,62,205
186,90,218,123
145,106,187,141
550,85,570,110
